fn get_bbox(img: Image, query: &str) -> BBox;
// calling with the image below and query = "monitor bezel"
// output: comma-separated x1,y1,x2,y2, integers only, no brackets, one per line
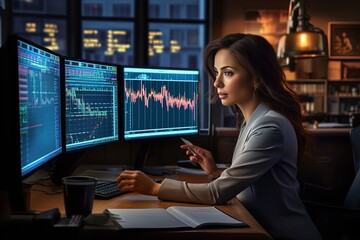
62,56,122,153
121,65,201,143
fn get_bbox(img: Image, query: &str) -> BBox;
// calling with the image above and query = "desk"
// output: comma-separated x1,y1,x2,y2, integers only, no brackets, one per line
28,169,272,240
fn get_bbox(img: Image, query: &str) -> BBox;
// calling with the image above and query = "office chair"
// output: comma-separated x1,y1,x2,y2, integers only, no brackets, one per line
302,126,360,240
350,126,360,173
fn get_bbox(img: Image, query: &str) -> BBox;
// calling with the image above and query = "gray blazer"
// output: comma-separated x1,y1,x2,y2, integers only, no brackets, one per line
158,103,322,240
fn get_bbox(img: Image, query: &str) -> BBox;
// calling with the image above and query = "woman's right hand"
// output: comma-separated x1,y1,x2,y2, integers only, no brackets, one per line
180,144,221,178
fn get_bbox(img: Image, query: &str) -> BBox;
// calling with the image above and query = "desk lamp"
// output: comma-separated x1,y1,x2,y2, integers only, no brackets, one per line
277,0,328,71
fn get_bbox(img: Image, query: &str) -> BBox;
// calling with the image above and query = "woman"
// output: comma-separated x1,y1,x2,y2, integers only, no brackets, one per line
117,33,322,240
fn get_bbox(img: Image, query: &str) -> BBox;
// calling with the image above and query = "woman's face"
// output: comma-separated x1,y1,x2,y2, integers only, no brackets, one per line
213,48,254,107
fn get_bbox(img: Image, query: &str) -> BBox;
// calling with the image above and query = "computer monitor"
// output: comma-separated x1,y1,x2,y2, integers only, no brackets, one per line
63,57,120,152
122,66,200,174
0,35,63,212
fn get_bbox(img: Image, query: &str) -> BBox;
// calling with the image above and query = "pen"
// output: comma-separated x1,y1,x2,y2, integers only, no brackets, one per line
181,138,196,156
103,209,122,220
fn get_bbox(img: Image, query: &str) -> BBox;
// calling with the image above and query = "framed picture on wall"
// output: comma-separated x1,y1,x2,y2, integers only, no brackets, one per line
244,9,288,51
342,61,360,79
328,22,360,59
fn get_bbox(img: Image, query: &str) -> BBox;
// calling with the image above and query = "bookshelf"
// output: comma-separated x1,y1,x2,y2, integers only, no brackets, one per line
327,80,360,114
288,79,360,123
288,79,327,119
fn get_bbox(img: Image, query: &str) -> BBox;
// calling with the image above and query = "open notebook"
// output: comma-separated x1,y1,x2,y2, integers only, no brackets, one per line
105,206,247,230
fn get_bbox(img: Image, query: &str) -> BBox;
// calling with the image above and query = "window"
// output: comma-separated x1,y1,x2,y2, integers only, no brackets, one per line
113,4,132,17
12,0,66,14
83,3,102,16
11,0,67,55
81,20,134,65
81,0,135,65
149,23,204,69
149,0,205,20
149,4,160,18
170,4,182,18
187,5,199,18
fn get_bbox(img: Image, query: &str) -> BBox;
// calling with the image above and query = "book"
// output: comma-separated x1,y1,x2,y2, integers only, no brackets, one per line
105,206,246,230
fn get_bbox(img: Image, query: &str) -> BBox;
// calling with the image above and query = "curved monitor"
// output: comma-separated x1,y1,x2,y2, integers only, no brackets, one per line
123,66,199,141
15,36,63,177
63,57,120,152
0,35,63,212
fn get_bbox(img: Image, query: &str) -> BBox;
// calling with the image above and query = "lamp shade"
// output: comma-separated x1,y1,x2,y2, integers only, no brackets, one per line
279,31,327,58
278,0,328,60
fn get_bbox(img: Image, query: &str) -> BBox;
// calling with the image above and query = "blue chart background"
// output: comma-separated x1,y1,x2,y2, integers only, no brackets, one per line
124,70,198,139
19,41,62,169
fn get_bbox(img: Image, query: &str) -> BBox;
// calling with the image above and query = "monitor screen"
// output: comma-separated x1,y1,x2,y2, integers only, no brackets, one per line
123,66,199,141
17,37,63,177
0,35,63,212
64,58,120,152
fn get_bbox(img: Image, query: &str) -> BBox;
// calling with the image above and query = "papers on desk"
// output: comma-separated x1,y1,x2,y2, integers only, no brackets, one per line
105,206,246,230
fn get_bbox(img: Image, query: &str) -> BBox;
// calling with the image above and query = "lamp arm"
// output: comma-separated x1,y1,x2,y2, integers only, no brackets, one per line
288,0,300,33
296,0,315,32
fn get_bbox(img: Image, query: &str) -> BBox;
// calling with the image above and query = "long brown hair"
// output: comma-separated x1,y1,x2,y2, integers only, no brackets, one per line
203,33,309,159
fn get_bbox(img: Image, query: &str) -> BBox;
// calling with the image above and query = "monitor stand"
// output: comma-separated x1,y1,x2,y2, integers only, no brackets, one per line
133,141,174,175
46,152,84,186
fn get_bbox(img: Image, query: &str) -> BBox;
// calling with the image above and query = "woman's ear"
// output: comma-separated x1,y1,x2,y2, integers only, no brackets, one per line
253,78,260,90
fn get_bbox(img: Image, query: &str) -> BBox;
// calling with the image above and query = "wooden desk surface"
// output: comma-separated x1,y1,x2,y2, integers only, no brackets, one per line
29,169,272,240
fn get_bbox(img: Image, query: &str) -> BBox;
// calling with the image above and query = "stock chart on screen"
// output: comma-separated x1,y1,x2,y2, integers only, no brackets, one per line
64,58,119,151
123,67,199,141
17,38,62,176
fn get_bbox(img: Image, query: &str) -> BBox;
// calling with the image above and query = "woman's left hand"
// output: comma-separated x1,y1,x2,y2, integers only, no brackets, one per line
180,144,221,177
116,170,161,196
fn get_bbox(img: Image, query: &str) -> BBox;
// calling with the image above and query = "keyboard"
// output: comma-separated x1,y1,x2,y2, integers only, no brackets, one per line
95,181,129,200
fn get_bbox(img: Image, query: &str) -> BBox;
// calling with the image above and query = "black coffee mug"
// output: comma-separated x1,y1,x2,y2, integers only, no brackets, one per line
62,176,98,217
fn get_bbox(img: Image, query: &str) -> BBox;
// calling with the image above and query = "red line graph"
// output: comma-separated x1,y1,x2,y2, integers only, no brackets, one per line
124,80,197,120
